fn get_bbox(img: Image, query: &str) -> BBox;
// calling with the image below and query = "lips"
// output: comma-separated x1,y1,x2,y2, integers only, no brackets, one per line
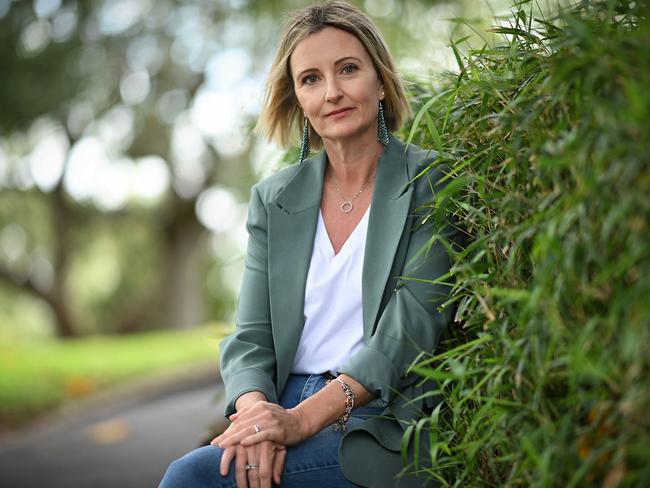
325,107,354,117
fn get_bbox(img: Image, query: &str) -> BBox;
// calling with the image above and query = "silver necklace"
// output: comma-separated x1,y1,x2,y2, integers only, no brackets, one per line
329,167,377,214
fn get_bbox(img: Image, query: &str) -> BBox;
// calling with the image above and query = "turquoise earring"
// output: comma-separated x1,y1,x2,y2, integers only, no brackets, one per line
299,116,310,164
378,100,389,147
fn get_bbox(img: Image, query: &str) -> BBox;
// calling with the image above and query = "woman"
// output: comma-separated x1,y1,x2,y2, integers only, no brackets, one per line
160,2,456,487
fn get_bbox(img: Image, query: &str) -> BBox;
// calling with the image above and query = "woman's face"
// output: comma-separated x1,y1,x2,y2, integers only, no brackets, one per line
289,26,384,146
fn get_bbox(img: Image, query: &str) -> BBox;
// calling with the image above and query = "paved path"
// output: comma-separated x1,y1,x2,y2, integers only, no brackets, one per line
0,362,226,488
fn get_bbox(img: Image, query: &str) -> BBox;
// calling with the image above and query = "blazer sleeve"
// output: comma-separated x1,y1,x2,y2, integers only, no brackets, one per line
219,184,278,417
339,164,457,406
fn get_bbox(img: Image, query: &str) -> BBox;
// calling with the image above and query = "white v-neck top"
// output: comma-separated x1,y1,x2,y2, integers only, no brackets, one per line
290,205,371,375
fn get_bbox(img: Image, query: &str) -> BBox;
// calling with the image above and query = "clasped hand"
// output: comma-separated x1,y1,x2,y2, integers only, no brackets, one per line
210,402,309,487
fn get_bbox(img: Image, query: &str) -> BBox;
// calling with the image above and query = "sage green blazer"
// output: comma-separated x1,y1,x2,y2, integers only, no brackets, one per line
219,135,455,487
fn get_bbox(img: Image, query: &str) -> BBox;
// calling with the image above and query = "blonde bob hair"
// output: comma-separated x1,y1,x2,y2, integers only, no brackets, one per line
256,1,412,151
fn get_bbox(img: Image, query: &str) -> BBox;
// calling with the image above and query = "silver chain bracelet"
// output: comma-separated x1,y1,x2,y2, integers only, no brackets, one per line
331,377,355,431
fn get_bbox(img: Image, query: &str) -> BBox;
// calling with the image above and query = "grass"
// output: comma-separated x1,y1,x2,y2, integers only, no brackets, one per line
400,0,649,486
0,323,229,427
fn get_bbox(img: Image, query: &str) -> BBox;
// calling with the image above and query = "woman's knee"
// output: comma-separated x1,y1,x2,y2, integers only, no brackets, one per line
159,446,229,488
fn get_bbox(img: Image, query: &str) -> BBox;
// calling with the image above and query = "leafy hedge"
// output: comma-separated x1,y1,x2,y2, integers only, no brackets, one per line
404,1,649,486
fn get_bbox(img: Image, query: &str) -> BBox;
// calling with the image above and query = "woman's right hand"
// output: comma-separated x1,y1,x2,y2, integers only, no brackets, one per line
219,391,285,487
220,440,286,488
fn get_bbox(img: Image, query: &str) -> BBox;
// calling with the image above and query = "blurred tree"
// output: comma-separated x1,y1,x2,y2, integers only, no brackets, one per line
0,0,259,336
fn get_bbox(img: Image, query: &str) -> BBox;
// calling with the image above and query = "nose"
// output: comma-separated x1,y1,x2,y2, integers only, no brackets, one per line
325,76,343,103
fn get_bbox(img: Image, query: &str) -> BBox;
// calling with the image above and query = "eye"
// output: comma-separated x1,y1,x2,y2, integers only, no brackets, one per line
341,63,358,74
301,73,319,85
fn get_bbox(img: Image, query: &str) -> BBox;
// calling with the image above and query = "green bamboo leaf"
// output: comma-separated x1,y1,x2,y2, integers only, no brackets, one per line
406,89,453,149
413,417,429,470
424,111,444,153
401,424,415,466
488,287,532,301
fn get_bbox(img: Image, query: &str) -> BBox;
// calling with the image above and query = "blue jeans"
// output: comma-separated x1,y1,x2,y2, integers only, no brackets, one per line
158,374,384,487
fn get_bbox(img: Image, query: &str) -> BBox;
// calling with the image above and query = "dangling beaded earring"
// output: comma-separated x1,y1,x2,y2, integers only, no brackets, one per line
299,116,311,164
377,100,390,147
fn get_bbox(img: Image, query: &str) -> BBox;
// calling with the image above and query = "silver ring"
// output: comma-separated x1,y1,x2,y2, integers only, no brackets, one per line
253,424,261,434
245,464,260,470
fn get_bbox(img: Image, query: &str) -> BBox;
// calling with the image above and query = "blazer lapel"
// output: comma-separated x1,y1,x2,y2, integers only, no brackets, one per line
268,152,327,390
362,136,413,341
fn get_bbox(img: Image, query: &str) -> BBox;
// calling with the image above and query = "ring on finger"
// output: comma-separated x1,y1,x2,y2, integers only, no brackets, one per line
253,424,261,434
245,464,260,471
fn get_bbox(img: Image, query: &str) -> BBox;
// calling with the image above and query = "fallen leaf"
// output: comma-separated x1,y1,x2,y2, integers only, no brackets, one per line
87,418,132,445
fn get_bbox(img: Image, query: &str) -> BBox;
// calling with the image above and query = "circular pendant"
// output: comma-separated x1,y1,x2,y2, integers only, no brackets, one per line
341,201,353,213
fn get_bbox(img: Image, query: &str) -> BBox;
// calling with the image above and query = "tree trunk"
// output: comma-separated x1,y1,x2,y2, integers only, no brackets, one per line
162,219,207,329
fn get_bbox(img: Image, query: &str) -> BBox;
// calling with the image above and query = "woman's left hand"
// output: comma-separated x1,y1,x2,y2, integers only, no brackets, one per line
212,402,309,449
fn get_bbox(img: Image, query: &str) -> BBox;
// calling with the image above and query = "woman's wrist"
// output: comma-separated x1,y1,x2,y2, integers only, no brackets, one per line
287,374,372,438
289,403,317,439
234,390,268,413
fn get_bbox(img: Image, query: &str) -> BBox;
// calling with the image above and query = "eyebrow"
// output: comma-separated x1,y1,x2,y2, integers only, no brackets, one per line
294,56,363,81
